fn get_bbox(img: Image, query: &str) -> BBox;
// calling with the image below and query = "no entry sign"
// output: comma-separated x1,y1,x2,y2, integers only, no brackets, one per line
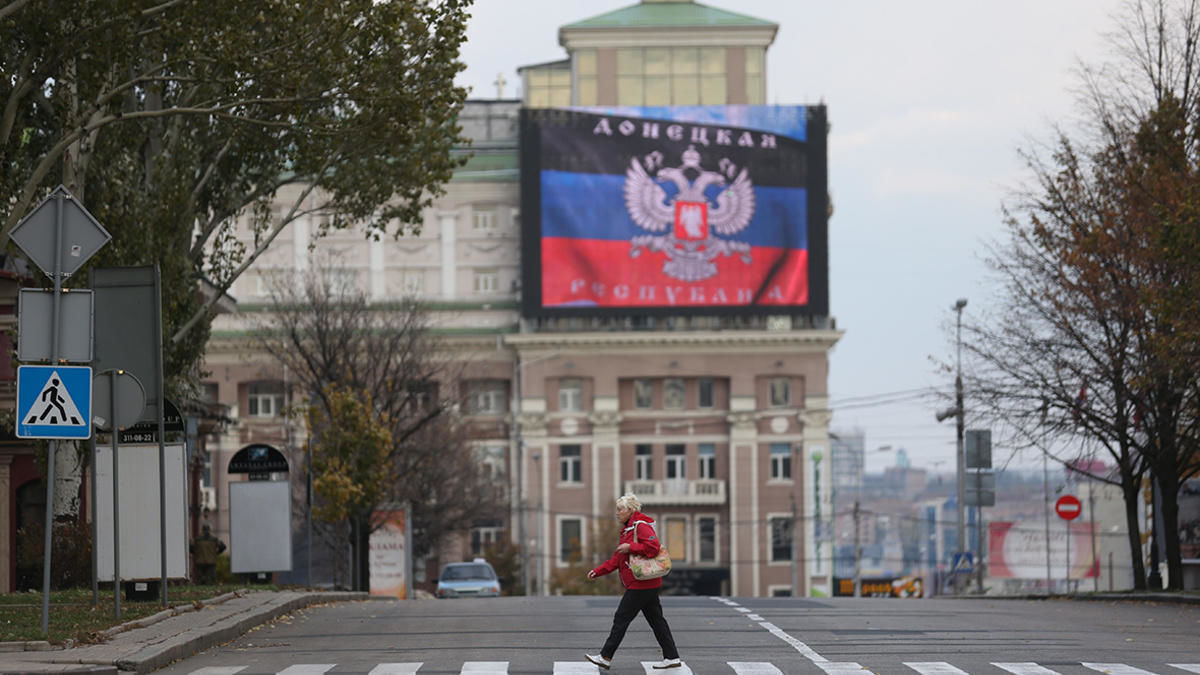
1055,494,1082,521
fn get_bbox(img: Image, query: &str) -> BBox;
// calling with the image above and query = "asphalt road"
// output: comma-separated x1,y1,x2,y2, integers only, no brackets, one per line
157,595,1200,674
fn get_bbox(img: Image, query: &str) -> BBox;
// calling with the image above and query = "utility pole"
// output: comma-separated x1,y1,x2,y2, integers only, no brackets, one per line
853,500,862,597
953,298,967,594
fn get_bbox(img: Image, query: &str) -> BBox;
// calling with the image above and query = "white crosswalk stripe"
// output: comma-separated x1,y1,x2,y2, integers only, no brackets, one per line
639,662,693,674
1082,664,1160,674
728,662,784,674
181,660,1200,674
461,663,509,674
817,663,870,674
993,663,1063,675
368,665,424,675
905,663,970,674
553,662,599,673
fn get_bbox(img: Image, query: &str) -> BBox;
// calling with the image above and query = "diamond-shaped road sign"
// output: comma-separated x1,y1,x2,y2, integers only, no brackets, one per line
10,186,111,278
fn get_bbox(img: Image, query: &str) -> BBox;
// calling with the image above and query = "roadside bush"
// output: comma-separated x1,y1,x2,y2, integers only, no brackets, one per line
15,517,92,590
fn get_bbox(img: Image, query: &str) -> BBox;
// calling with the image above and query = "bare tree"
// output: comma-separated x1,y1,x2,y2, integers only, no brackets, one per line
255,259,504,590
971,0,1200,589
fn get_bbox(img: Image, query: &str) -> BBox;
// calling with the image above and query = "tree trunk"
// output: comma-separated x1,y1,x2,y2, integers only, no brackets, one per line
52,442,82,520
356,513,371,593
1158,471,1183,590
1121,476,1147,590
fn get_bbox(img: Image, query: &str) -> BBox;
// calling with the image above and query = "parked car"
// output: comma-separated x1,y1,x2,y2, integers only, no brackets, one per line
436,559,500,598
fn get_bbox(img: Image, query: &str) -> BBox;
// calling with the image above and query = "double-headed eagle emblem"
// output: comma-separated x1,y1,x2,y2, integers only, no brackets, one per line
624,144,756,281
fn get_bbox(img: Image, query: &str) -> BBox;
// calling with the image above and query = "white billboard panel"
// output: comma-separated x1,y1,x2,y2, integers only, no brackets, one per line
95,443,188,580
229,480,292,574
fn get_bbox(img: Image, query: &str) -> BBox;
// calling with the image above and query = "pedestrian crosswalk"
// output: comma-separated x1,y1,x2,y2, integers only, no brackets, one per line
185,662,1200,674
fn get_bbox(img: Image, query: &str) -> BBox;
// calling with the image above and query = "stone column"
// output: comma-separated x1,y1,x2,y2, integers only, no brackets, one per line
439,213,457,299
801,398,833,596
517,411,548,596
727,402,758,597
588,407,622,522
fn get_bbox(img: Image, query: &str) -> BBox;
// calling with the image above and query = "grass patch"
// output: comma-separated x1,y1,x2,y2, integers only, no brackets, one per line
0,584,260,645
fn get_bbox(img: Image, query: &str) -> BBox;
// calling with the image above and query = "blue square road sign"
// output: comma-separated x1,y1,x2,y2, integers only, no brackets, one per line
17,365,92,439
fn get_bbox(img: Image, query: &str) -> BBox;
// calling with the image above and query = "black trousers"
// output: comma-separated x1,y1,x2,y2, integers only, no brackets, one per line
601,587,679,660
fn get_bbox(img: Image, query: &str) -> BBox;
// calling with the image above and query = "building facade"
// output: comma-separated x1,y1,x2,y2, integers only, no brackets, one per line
201,0,840,597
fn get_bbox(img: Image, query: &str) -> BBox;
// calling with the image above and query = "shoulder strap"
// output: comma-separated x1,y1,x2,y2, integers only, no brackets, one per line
630,520,656,542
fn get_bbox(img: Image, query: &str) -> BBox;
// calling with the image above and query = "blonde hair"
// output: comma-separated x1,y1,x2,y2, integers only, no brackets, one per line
616,492,641,512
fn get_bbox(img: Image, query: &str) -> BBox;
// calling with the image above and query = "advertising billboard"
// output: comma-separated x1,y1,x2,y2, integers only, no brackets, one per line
989,521,1099,579
520,105,828,317
369,506,410,599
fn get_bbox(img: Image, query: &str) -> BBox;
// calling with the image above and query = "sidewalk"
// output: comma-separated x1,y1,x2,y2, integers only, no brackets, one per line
0,590,365,675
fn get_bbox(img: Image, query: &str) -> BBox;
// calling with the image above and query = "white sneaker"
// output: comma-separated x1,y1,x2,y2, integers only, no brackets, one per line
585,653,611,670
652,658,682,669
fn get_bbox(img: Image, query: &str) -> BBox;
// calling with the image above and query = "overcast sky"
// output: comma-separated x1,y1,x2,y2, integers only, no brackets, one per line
456,0,1127,473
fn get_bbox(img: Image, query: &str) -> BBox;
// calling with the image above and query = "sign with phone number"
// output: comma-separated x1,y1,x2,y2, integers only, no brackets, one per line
834,576,923,598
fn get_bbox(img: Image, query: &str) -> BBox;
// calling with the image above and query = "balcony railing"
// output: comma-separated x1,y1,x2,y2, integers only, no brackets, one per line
623,479,726,505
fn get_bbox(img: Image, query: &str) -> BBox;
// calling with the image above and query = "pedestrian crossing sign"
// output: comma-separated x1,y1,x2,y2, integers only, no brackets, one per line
17,365,92,439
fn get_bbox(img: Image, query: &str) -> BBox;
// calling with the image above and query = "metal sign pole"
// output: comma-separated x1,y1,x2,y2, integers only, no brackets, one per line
1065,518,1071,594
154,266,167,606
40,190,65,636
90,434,98,606
111,373,122,619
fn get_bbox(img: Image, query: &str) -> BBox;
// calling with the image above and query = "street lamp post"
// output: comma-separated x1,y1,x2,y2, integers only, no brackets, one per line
953,298,967,594
937,299,969,594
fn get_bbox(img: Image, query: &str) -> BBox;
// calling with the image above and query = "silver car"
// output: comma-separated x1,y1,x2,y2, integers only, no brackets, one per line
435,559,501,598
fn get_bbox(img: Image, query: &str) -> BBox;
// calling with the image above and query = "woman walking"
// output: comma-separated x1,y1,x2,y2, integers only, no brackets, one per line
585,493,682,670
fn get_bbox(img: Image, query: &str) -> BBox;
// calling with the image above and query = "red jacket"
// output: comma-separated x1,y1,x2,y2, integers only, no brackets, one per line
591,511,663,590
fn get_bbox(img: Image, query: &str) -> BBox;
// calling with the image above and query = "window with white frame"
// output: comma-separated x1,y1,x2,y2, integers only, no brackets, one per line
665,444,686,479
478,445,506,481
401,270,424,294
558,377,583,411
473,268,500,293
665,517,687,563
400,382,434,414
468,380,507,415
698,378,714,408
770,516,793,562
254,271,271,298
698,443,716,479
472,207,497,231
559,517,583,564
663,378,685,410
471,524,503,557
633,379,653,409
769,377,791,408
770,443,792,480
560,445,582,483
635,444,653,480
698,516,717,562
248,382,284,418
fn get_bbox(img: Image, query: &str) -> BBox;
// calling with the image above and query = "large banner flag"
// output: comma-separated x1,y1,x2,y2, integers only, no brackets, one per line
520,105,827,316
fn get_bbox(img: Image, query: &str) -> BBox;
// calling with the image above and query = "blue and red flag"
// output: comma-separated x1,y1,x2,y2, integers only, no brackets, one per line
522,106,820,313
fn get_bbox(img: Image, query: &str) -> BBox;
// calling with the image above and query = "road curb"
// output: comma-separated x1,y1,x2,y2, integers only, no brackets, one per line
950,592,1200,605
113,592,365,674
